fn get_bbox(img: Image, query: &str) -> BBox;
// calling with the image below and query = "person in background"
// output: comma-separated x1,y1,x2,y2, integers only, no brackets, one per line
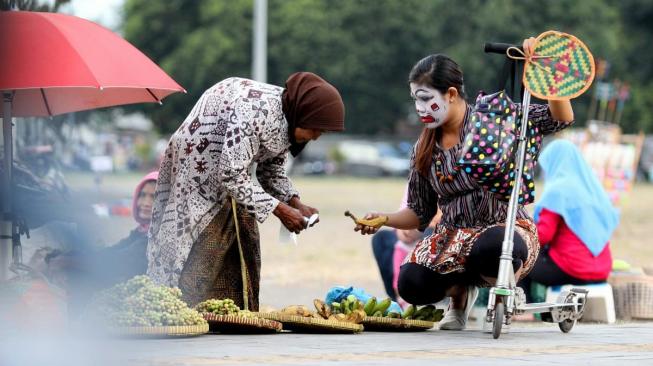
46,171,158,312
519,139,619,302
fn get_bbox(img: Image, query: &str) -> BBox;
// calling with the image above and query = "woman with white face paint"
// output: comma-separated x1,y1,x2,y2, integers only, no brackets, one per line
354,38,574,330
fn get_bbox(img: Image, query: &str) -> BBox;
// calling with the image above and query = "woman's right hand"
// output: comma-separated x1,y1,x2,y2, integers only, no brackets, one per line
354,212,386,235
273,202,306,234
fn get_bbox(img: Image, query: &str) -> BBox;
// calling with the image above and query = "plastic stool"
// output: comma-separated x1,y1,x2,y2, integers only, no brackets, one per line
545,283,616,324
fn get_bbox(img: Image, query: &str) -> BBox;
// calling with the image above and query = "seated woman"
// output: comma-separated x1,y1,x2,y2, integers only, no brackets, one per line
94,171,158,286
46,172,158,311
519,139,619,301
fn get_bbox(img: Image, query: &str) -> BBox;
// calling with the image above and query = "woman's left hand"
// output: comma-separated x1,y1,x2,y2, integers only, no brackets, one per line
522,37,536,58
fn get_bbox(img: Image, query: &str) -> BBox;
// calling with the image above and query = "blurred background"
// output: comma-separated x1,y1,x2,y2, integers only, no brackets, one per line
2,0,652,307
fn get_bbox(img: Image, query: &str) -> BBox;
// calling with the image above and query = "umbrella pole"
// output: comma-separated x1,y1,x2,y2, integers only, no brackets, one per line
1,91,13,281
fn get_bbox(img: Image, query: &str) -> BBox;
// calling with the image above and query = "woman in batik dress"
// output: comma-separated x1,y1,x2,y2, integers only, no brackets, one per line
147,72,345,309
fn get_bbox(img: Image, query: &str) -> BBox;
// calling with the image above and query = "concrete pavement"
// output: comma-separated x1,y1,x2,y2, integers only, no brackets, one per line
90,321,653,365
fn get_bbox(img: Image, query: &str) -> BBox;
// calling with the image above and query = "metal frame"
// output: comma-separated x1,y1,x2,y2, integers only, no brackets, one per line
484,87,587,338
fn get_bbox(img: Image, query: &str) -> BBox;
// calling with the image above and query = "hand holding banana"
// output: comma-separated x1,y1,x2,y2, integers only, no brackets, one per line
345,210,388,235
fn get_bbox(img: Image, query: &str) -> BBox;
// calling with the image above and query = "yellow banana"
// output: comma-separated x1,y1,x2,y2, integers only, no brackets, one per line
344,211,388,229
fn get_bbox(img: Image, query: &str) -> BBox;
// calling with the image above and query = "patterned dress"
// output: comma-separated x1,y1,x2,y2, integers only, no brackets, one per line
147,78,299,308
405,103,572,280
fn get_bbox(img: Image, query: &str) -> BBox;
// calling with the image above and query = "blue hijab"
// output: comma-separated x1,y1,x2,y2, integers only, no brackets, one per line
534,139,619,256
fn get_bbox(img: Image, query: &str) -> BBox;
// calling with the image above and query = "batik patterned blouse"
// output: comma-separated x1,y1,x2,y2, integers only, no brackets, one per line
147,77,299,286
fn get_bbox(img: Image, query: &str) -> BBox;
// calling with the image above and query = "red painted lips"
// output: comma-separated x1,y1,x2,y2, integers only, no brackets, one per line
421,116,435,123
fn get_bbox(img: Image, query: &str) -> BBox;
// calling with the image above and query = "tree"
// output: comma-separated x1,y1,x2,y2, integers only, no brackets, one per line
120,0,649,134
0,0,69,11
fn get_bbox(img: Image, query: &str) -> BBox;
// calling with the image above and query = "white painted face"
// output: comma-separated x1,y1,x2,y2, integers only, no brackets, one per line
410,83,449,129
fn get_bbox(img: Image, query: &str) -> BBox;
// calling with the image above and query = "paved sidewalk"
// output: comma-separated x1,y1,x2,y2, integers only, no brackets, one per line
2,319,652,365
80,322,653,365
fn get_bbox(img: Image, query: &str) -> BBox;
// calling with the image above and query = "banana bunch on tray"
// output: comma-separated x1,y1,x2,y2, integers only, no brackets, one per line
311,295,366,324
363,297,444,322
280,304,318,318
400,304,444,322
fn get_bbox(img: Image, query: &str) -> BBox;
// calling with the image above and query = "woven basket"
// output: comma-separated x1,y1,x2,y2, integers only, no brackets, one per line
609,274,653,320
203,313,282,334
257,312,363,334
107,323,209,338
361,316,434,332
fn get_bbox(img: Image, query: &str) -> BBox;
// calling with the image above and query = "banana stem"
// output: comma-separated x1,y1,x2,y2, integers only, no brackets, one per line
344,210,359,223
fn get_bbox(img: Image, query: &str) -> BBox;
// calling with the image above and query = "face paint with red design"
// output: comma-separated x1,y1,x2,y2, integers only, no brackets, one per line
409,83,449,129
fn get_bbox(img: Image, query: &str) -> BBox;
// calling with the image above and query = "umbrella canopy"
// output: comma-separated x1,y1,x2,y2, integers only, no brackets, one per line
0,11,185,116
0,10,185,280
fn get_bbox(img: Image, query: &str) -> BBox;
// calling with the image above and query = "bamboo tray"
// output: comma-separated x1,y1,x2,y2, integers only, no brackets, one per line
203,313,282,334
257,312,363,334
107,323,209,338
361,316,434,332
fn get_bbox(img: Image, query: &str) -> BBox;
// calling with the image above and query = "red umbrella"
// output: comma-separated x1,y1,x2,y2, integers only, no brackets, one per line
0,11,185,279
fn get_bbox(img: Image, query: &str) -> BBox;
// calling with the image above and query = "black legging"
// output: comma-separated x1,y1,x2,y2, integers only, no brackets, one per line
398,226,528,305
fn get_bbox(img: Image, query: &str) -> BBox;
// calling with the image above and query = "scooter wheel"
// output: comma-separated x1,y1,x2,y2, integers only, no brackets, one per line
558,318,575,333
493,302,504,339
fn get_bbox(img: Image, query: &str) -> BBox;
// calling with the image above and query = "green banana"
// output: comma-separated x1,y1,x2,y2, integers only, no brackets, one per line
363,297,377,316
413,305,435,320
331,302,341,312
372,298,392,316
402,304,417,319
431,308,444,322
387,312,401,318
342,298,351,315
372,311,383,317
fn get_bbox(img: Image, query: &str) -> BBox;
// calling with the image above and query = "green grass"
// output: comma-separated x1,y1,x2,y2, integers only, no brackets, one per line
64,172,653,290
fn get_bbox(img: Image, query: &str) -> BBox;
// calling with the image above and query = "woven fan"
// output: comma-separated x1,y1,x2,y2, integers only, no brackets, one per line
361,316,434,332
521,30,595,101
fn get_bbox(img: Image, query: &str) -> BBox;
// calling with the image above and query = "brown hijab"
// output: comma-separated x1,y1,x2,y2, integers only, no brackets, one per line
282,72,345,156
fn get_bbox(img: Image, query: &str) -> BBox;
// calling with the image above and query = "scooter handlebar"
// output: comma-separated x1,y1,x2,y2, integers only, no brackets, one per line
484,42,523,55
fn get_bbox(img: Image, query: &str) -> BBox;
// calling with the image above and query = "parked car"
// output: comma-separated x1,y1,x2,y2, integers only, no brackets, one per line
336,140,410,177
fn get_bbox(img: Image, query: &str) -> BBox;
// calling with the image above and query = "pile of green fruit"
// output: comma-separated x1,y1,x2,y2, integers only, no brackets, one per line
195,298,256,318
398,304,443,321
362,297,444,322
89,275,207,327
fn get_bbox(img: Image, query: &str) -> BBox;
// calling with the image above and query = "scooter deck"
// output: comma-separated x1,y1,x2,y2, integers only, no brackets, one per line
515,302,575,314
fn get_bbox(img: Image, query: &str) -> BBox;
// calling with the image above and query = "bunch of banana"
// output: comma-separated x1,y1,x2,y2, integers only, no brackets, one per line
317,295,366,324
281,305,316,318
402,304,444,322
363,297,392,317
